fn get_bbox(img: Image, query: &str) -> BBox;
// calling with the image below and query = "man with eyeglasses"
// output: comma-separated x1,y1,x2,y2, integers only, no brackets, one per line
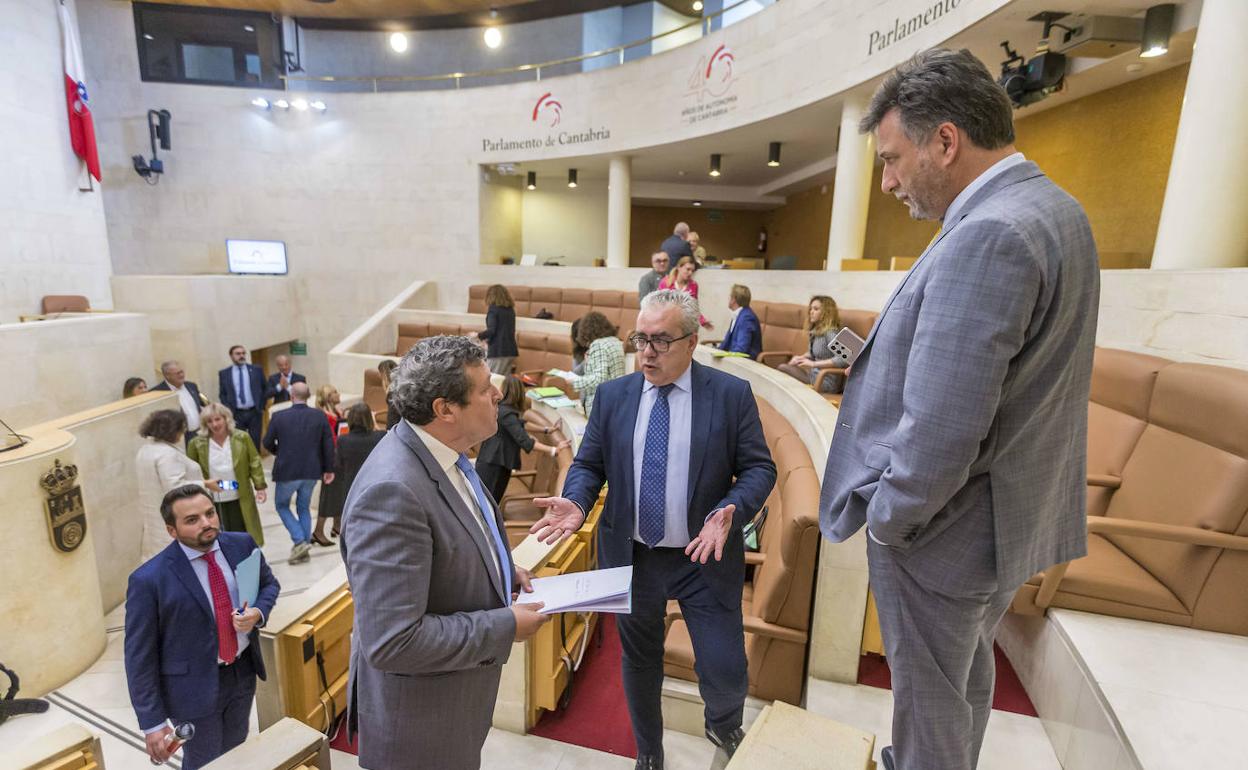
531,289,776,770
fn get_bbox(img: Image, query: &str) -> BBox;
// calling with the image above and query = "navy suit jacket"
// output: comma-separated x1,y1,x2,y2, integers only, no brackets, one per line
265,371,307,404
263,403,335,481
218,363,266,413
561,361,776,606
718,306,762,360
124,532,279,728
151,380,205,413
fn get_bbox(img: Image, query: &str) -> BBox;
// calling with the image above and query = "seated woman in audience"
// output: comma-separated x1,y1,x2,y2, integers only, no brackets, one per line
315,402,385,544
122,377,148,398
316,384,345,440
378,359,400,430
187,402,267,546
475,376,569,503
553,311,626,415
477,283,519,374
688,231,708,266
135,409,220,560
778,295,850,393
570,317,586,376
659,256,713,329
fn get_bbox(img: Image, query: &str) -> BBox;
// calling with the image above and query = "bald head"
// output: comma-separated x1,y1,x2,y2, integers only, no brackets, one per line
275,354,292,375
290,381,311,402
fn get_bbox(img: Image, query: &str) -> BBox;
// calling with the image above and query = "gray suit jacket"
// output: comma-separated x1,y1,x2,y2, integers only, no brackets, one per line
820,161,1100,592
341,420,516,769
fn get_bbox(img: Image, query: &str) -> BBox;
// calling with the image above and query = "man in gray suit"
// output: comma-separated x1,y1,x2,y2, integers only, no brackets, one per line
820,49,1099,770
340,335,549,769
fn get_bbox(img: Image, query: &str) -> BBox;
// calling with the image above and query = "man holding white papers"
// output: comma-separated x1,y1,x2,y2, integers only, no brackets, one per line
531,289,776,769
123,485,279,769
340,335,548,770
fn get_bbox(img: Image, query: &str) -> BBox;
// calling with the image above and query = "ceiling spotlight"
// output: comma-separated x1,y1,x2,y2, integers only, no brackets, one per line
243,24,255,33
693,1,704,11
142,33,155,41
526,171,537,190
1140,3,1174,58
273,98,290,110
310,100,327,111
389,32,409,53
484,27,502,49
692,200,703,207
709,153,722,177
250,97,270,109
567,168,578,188
291,97,309,111
768,142,781,167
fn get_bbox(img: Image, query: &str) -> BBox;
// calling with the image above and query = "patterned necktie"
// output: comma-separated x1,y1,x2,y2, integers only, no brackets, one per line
638,384,676,546
455,454,512,604
202,552,239,663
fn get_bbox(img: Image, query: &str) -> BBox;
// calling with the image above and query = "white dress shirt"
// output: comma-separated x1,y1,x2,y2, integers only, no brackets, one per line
941,152,1027,226
167,381,201,431
632,364,694,547
407,422,503,581
208,437,239,502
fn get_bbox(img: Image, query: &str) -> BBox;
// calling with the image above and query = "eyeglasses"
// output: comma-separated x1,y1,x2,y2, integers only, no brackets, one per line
629,332,693,353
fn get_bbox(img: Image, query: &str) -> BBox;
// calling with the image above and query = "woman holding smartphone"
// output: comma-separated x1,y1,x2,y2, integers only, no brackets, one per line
778,295,850,393
187,402,268,546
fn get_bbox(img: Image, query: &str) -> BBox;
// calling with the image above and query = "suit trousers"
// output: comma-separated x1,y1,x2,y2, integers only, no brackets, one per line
233,407,263,452
617,543,747,758
867,537,1017,770
179,654,257,770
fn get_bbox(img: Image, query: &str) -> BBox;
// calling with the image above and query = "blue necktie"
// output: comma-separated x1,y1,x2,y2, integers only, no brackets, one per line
638,384,675,547
236,365,253,409
455,454,512,604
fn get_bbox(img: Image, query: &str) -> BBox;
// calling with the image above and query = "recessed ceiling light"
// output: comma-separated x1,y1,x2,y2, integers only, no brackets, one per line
274,99,290,110
243,24,255,33
484,27,502,49
250,97,270,109
310,100,327,111
291,98,309,111
143,33,155,40
692,200,702,206
389,32,409,53
693,1,704,11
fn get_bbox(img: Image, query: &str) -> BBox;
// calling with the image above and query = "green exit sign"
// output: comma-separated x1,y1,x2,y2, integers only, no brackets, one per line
289,341,307,356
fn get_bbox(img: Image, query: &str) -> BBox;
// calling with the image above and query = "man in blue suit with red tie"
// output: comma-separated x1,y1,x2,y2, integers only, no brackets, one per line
124,484,280,769
531,289,776,769
218,345,266,450
717,284,762,360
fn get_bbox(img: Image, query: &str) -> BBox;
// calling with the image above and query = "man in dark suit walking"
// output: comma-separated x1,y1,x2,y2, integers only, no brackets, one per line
218,345,266,449
530,289,776,769
263,382,335,563
152,360,207,446
264,354,306,405
124,484,279,769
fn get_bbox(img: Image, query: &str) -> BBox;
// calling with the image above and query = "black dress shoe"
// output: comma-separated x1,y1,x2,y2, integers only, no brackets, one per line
706,726,746,758
634,754,663,770
881,745,895,770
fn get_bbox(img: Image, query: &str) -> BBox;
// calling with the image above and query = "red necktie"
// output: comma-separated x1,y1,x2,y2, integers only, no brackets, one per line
202,552,239,663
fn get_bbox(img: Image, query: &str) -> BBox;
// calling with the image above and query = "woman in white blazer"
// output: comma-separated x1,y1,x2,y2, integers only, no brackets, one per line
135,409,219,560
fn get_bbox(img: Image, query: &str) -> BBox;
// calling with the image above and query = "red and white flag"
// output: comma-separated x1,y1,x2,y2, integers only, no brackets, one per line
57,0,101,183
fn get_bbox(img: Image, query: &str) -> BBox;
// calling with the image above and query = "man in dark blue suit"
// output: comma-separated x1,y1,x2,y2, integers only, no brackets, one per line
217,345,266,450
264,354,306,405
531,289,776,769
717,284,762,360
263,382,335,563
124,484,279,769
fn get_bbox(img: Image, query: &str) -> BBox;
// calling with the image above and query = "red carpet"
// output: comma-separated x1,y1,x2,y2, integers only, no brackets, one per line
530,614,638,758
857,645,1038,717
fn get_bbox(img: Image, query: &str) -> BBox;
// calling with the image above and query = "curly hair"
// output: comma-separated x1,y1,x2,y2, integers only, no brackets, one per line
390,335,487,426
139,409,188,444
575,311,618,348
485,284,514,308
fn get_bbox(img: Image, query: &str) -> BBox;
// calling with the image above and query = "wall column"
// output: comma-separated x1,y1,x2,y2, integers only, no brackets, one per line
825,94,877,271
1151,0,1248,269
607,155,632,269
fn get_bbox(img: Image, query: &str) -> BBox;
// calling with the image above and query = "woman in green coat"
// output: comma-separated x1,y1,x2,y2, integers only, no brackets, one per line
187,402,268,546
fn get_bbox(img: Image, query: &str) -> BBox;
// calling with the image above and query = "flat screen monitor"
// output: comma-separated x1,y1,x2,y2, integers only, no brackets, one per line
227,239,288,275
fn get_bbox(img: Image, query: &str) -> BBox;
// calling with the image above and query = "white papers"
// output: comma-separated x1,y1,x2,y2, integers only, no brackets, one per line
519,565,632,615
234,548,262,609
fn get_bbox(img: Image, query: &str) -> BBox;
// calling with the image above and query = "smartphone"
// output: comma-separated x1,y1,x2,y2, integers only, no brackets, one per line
828,327,866,365
217,480,239,491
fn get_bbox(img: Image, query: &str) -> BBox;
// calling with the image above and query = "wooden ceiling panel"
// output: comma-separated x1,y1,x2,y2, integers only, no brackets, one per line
140,0,698,26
